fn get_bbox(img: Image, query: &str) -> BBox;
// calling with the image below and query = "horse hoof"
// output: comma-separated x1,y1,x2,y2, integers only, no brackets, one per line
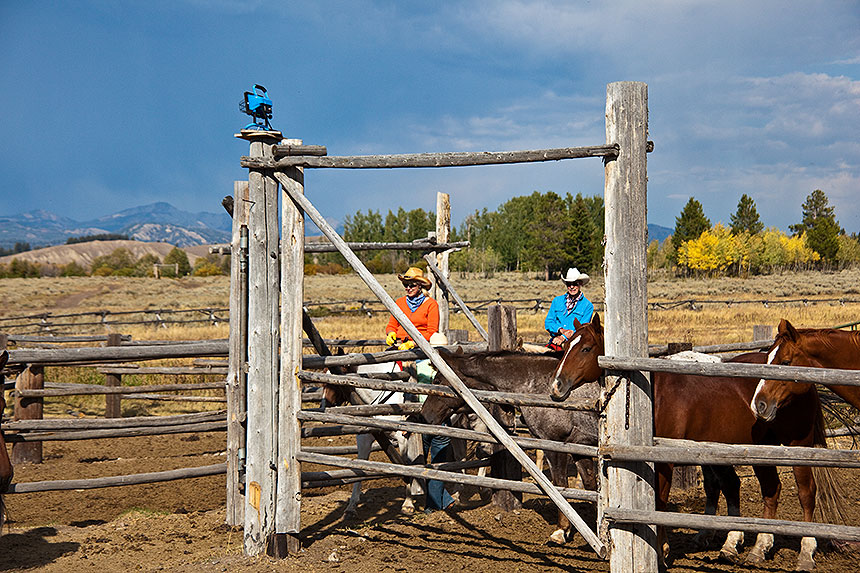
746,549,766,564
796,556,815,572
401,504,414,516
548,529,567,545
718,548,741,564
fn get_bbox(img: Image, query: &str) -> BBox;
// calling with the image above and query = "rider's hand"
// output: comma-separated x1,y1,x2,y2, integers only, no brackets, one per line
397,340,416,351
386,331,397,346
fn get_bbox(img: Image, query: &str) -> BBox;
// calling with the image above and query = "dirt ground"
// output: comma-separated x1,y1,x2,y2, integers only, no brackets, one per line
1,431,859,572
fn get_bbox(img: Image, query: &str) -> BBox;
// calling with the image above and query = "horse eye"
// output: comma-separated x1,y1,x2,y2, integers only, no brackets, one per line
781,360,791,366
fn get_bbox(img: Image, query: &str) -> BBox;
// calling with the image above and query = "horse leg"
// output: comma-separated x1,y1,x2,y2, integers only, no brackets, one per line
747,465,781,564
655,462,674,565
792,465,817,572
399,431,424,515
690,465,720,550
547,451,570,544
711,465,744,563
345,433,374,516
574,456,597,491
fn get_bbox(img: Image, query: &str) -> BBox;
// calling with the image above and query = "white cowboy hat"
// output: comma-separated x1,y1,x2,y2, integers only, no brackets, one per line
429,332,448,346
561,267,590,286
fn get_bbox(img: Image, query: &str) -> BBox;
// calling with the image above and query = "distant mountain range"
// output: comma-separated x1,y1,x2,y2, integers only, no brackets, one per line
0,201,673,250
647,223,672,243
0,202,233,248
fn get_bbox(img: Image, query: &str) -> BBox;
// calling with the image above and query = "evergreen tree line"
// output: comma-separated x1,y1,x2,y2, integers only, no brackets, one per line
655,189,857,276
0,247,229,279
325,192,605,279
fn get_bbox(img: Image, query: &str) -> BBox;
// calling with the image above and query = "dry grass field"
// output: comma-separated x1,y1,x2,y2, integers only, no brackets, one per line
1,268,859,346
2,271,860,572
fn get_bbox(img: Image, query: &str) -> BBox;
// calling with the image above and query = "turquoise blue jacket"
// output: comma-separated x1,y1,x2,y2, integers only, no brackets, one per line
544,293,594,336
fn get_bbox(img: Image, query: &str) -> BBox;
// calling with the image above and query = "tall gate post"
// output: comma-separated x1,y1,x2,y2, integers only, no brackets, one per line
601,81,656,570
226,180,251,527
240,131,282,556
275,138,305,556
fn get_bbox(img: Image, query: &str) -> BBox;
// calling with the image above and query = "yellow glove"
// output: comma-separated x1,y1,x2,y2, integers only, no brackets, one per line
385,331,397,346
397,340,415,351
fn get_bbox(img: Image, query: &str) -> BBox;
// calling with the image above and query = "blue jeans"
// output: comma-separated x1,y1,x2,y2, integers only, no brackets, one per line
422,433,453,510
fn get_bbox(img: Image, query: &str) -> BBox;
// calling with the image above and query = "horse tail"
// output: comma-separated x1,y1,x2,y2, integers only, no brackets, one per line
811,391,850,526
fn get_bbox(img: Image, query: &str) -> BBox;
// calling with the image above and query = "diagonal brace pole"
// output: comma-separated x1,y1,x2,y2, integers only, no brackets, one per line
422,254,489,342
275,172,605,558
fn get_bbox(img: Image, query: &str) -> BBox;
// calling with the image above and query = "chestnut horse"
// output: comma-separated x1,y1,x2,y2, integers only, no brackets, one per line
752,318,860,421
0,350,12,529
421,344,601,545
549,315,838,571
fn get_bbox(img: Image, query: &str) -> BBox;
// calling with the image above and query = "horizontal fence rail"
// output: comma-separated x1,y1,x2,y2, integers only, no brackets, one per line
241,144,622,170
599,355,860,386
8,463,228,494
298,370,598,411
297,451,597,503
605,508,860,542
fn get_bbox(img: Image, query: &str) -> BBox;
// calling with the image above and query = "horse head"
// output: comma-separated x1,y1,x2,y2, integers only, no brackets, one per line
550,314,604,402
751,319,817,421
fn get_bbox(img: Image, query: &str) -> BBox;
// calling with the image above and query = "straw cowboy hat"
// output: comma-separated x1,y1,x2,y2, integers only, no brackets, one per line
561,267,590,286
397,267,432,288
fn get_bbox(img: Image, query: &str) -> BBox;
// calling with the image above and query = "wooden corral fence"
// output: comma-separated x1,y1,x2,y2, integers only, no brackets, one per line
229,79,860,572
230,83,651,562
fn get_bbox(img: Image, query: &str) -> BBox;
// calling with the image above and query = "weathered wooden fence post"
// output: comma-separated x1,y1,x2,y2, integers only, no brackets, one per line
227,180,250,527
104,333,123,418
435,192,451,337
602,81,656,571
487,304,517,352
486,304,522,510
13,364,43,464
753,324,773,341
241,130,281,556
275,138,305,557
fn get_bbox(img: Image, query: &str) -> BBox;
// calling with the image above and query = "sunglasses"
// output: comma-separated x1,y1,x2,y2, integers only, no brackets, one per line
565,282,582,288
403,282,422,289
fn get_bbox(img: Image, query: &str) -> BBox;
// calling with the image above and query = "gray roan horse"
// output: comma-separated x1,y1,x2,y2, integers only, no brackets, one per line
421,343,599,545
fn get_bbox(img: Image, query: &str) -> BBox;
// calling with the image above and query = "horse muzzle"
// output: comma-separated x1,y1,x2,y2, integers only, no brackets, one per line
550,377,572,402
752,397,777,422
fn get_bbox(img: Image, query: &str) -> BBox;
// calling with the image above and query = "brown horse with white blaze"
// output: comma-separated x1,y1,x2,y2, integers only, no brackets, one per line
0,350,12,529
550,315,839,571
752,318,860,421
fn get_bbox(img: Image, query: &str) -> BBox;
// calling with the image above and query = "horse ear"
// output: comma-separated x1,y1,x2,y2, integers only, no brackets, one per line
591,313,601,328
780,319,799,342
574,318,582,329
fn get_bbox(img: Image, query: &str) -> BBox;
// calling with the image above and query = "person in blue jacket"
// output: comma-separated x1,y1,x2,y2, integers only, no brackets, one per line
544,267,594,351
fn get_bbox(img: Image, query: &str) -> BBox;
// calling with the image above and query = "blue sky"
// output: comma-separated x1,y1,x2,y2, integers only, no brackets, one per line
2,1,859,234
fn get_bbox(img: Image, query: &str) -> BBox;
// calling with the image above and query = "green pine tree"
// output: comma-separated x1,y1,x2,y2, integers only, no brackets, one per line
789,189,842,261
672,198,711,254
730,194,764,235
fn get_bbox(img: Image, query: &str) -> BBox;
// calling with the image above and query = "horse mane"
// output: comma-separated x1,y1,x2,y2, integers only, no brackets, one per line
783,326,860,356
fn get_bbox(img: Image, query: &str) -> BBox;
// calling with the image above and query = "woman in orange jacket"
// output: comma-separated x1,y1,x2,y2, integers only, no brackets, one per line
385,267,439,349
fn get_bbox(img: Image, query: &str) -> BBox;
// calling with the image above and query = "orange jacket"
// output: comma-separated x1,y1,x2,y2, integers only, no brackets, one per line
386,296,439,342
